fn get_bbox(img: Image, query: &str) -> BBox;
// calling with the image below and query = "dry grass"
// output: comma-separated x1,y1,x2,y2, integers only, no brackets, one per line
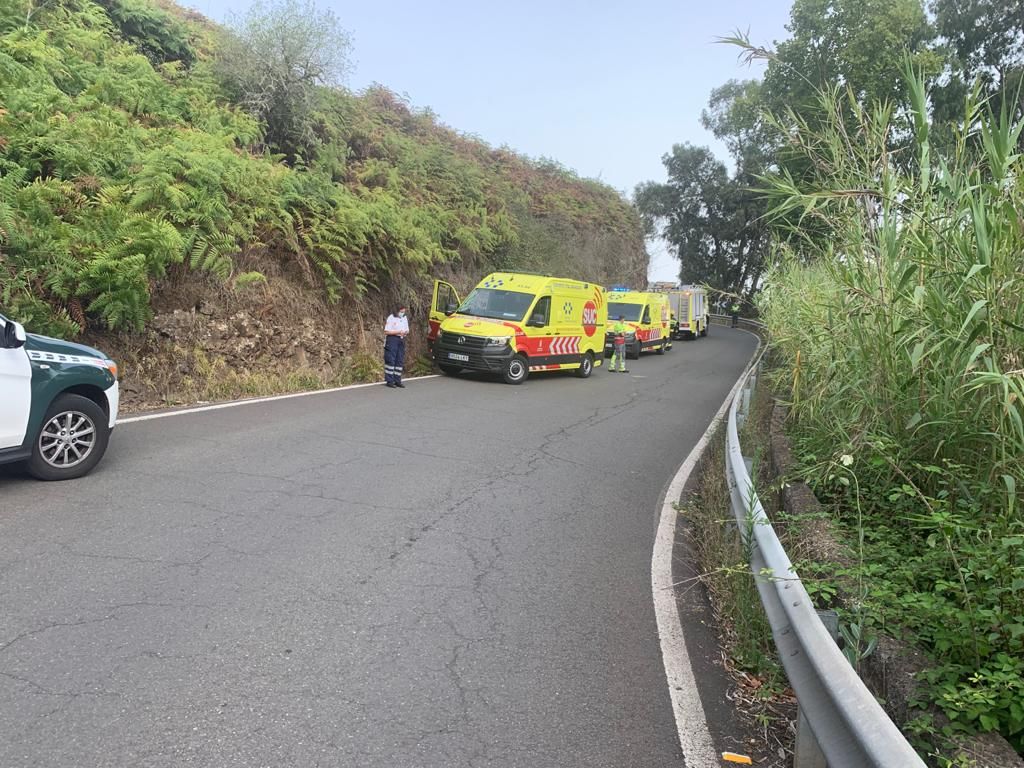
678,380,797,761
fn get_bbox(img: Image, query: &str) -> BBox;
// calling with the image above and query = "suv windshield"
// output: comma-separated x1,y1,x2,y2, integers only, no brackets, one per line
457,288,535,321
607,302,643,322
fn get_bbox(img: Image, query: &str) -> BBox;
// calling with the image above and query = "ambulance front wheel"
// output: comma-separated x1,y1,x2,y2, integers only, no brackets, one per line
628,342,641,360
576,352,594,378
439,363,461,376
502,354,529,385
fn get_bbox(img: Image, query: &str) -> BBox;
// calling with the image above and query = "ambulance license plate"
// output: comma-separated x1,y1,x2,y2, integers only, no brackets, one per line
448,352,470,362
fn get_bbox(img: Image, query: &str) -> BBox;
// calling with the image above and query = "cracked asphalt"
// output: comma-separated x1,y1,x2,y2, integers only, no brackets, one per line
0,329,757,768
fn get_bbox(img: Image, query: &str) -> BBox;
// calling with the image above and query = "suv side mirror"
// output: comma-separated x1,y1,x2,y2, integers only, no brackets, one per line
3,320,27,349
444,301,457,315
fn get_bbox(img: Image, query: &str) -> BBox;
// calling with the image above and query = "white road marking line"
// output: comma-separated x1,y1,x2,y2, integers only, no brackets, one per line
119,375,440,425
652,333,762,765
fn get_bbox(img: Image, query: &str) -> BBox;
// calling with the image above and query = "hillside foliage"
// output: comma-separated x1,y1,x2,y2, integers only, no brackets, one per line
0,0,645,339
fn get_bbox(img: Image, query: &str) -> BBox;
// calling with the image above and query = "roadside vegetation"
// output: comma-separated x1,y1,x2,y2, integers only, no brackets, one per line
760,71,1024,758
640,0,1024,759
0,0,645,342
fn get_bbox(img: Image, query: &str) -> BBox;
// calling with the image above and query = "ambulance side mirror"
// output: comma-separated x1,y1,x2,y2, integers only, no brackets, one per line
3,320,26,349
444,302,457,315
527,315,545,328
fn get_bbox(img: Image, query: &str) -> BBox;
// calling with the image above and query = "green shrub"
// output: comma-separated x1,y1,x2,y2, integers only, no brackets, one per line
96,0,195,66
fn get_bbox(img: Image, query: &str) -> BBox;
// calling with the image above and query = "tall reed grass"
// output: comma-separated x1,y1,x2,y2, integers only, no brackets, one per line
759,67,1024,750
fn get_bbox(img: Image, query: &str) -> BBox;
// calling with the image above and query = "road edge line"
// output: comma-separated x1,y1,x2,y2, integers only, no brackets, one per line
119,375,440,424
651,329,762,764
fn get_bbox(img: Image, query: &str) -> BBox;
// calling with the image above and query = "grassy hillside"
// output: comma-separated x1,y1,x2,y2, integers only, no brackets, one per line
0,0,646,403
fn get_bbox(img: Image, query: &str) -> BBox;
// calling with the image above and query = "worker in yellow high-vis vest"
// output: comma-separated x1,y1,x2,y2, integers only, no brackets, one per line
608,315,629,373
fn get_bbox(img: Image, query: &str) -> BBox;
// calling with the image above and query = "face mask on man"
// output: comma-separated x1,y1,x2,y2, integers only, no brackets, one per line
399,310,406,318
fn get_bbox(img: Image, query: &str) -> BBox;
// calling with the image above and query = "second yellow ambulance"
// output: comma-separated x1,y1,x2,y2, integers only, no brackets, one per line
604,288,672,359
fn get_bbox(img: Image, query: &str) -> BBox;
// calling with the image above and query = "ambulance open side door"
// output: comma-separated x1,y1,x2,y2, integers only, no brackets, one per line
429,280,461,352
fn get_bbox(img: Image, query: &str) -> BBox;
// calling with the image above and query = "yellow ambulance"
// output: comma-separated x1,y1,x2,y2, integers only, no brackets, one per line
604,288,672,359
668,286,709,340
430,273,607,384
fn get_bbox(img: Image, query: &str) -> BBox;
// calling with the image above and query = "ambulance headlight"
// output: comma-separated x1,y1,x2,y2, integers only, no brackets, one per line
485,336,510,347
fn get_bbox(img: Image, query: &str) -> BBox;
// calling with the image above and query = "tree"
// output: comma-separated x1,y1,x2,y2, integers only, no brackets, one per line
702,79,778,175
933,0,1024,88
931,0,1024,126
217,0,351,159
636,79,775,299
763,0,941,115
635,144,768,300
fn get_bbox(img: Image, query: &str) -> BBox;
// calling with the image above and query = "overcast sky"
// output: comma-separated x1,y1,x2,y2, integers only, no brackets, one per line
187,0,793,281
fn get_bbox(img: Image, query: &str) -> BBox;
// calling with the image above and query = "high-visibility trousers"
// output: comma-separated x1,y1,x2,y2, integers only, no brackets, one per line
384,336,405,383
610,339,627,371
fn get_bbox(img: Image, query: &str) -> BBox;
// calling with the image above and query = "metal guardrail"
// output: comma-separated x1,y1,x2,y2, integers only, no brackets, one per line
709,313,765,333
723,326,927,768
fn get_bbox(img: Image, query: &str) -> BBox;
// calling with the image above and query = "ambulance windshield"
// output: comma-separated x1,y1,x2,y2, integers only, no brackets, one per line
607,302,643,322
457,288,536,321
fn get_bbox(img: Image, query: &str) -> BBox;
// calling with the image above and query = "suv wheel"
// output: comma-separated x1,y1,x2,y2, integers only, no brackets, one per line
27,394,110,481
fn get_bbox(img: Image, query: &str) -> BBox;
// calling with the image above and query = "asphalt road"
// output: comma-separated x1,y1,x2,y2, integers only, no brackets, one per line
0,329,757,768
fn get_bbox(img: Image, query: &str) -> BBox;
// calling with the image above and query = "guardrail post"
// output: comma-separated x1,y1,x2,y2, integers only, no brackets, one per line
738,382,752,429
737,361,761,431
795,710,828,768
794,610,840,768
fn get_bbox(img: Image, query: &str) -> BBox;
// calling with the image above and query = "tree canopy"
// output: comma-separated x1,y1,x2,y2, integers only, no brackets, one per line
764,0,941,112
635,144,767,299
637,0,1024,295
216,0,351,158
932,0,1024,122
636,78,772,299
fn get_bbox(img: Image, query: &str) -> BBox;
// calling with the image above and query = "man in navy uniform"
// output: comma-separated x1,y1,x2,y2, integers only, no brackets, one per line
384,305,409,388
